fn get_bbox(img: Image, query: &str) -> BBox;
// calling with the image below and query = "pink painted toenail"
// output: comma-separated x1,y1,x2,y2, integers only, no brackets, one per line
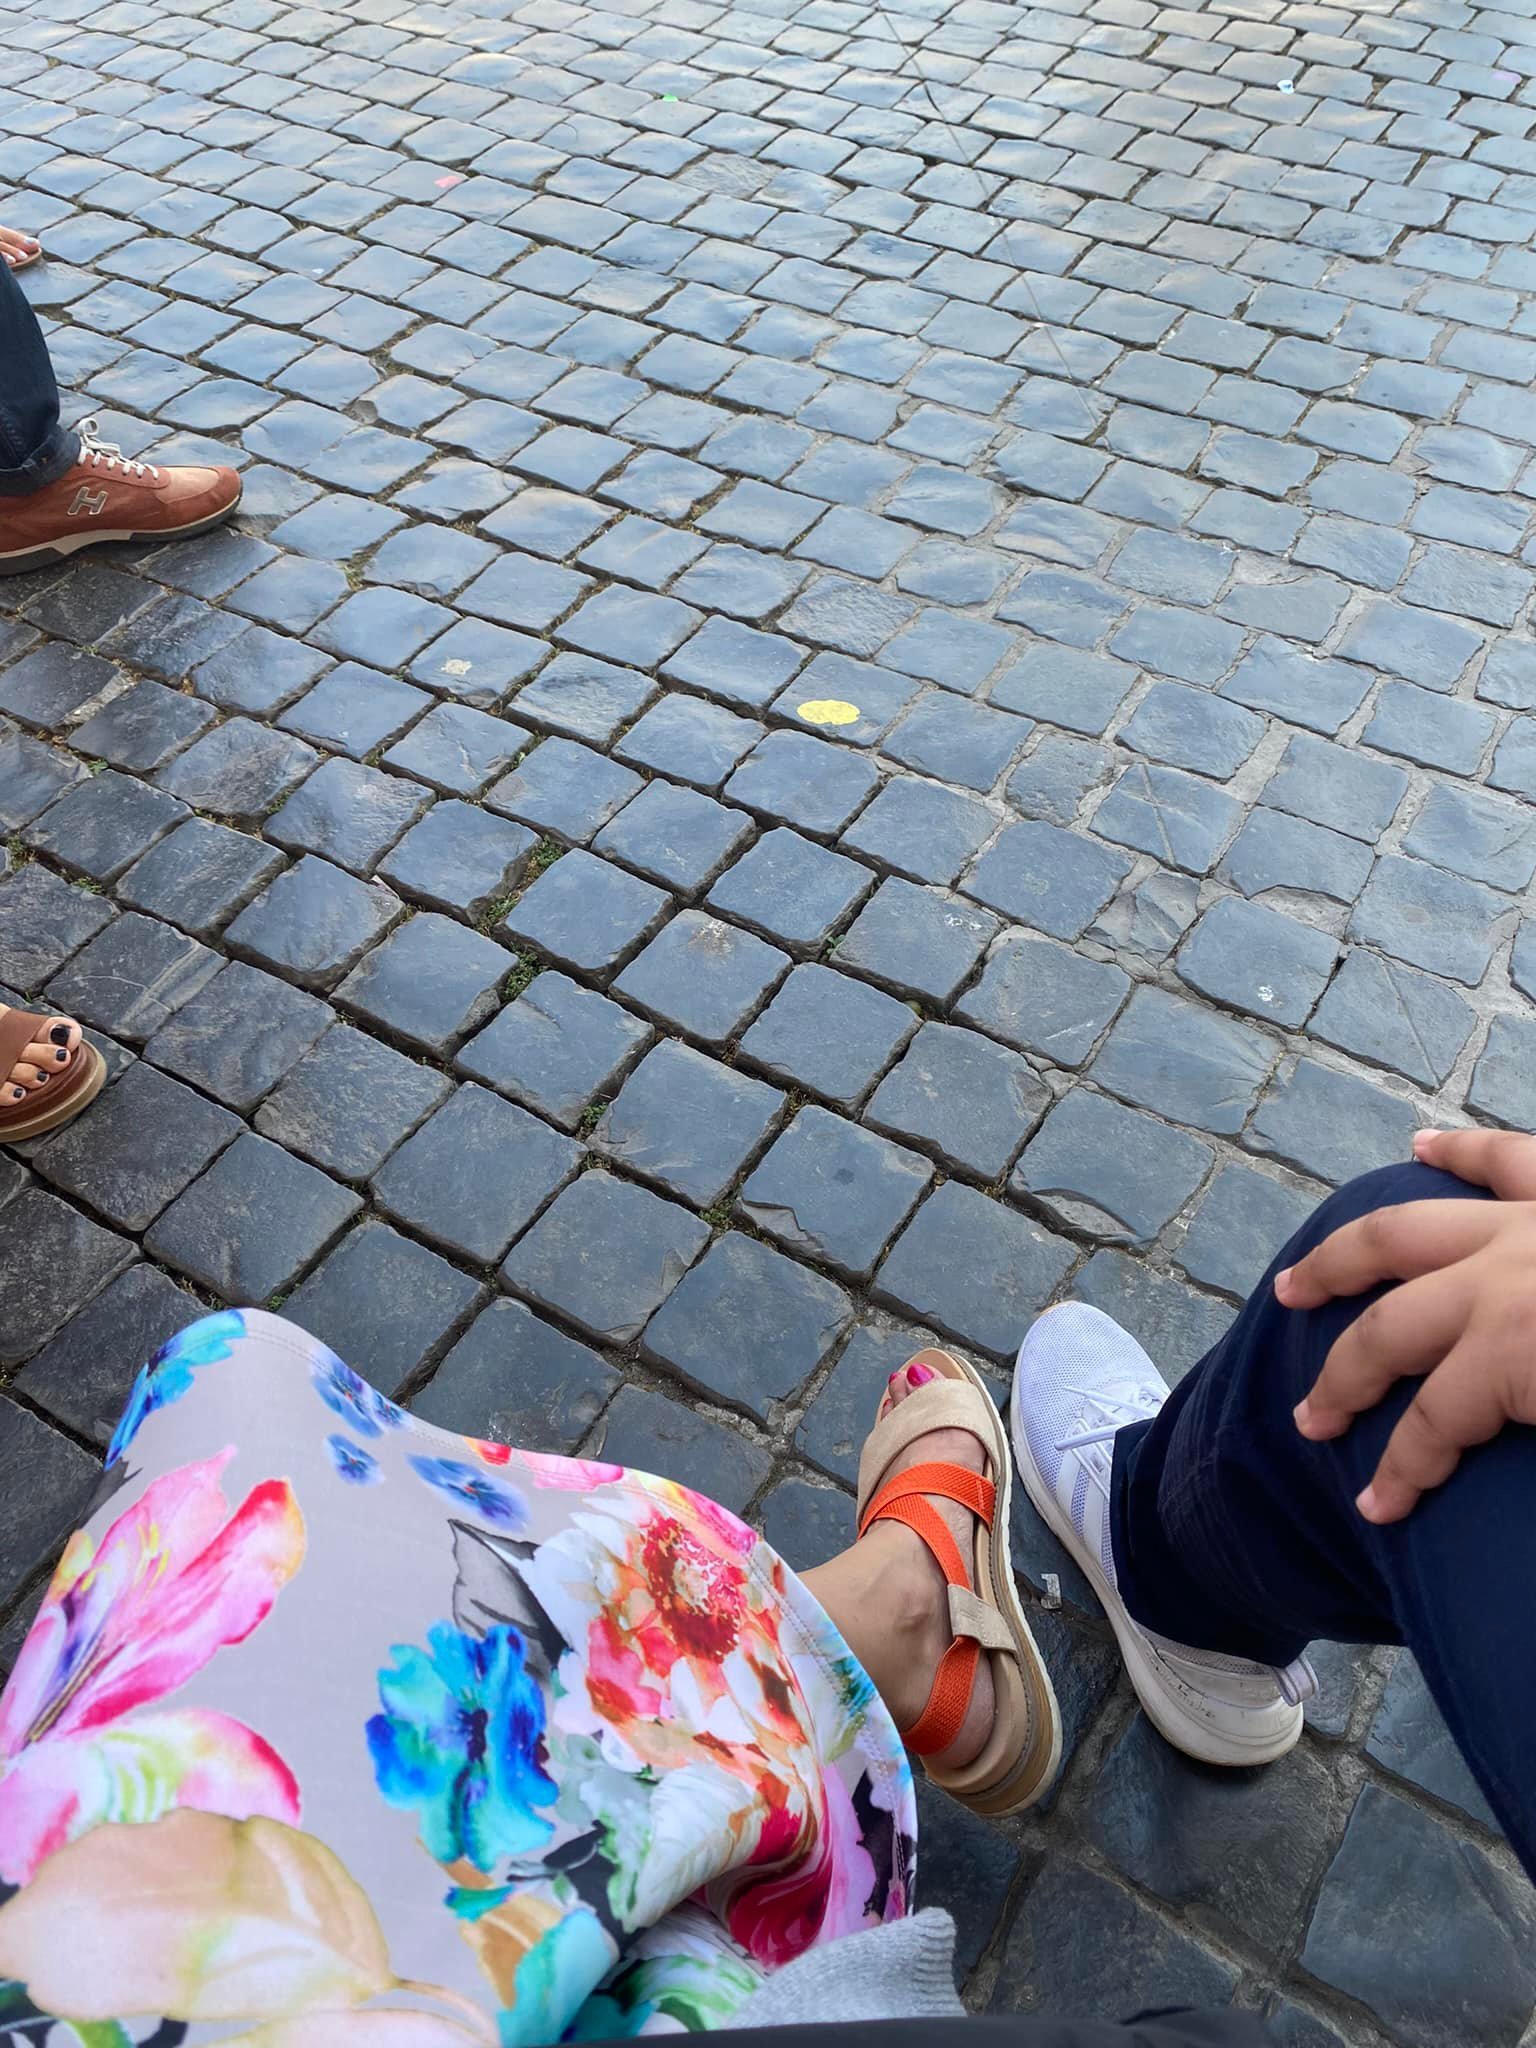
905,1360,937,1387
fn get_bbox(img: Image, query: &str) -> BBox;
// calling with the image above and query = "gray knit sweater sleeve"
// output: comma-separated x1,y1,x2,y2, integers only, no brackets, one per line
728,1909,966,2028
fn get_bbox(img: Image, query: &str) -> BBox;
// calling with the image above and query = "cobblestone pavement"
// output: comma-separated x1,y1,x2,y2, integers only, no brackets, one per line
3,0,1536,2032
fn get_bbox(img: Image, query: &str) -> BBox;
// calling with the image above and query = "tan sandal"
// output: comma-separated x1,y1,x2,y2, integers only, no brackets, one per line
856,1346,1063,1816
1,229,41,273
0,1009,105,1141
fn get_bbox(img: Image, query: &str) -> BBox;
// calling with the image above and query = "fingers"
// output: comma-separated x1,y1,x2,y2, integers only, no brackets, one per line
1276,1199,1504,1310
1358,1337,1510,1523
1295,1264,1480,1440
1412,1126,1536,1201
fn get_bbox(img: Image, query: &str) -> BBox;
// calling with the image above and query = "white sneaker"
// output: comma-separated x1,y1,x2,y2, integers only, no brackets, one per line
1010,1302,1314,1767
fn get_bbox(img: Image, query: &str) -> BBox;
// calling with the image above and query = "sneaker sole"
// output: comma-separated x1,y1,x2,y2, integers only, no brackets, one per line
0,486,243,577
1009,1332,1303,1769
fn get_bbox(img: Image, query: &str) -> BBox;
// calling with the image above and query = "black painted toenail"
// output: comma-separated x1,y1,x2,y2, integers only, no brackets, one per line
50,1024,70,1045
35,1068,48,1081
11,1087,24,1100
55,1048,68,1061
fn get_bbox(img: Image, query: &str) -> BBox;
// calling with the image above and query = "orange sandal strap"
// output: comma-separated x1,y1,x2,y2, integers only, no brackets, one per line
905,1638,980,1755
858,1460,1000,1759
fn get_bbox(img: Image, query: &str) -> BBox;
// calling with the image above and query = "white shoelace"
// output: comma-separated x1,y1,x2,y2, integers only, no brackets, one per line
1054,1386,1318,1708
77,416,160,482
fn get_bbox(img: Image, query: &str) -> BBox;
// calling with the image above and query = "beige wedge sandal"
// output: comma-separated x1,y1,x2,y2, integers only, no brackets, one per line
856,1346,1063,1816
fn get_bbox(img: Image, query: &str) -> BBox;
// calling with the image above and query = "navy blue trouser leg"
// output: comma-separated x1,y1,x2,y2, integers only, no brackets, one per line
0,254,77,496
1109,1161,1534,1879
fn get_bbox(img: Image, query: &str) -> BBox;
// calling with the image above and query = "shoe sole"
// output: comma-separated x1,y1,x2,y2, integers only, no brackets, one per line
0,485,243,577
1009,1330,1302,1769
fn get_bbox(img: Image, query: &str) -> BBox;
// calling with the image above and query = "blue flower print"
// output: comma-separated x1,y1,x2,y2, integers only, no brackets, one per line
327,1434,381,1485
106,1310,247,1467
312,1349,405,1440
367,1621,557,1870
409,1456,526,1528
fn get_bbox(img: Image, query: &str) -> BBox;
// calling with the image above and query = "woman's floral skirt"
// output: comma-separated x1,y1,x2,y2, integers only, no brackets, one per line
0,1309,915,2045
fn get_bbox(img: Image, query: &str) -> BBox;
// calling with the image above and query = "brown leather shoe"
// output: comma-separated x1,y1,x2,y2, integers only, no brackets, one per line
0,417,243,575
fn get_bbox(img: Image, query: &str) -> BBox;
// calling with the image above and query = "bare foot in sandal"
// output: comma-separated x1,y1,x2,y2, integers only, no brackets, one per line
0,1006,103,1140
1,226,42,271
803,1348,1060,1813
0,1007,82,1102
805,1364,996,1768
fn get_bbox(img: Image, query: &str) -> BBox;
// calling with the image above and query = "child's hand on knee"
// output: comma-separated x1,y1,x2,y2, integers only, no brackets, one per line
1275,1128,1536,1524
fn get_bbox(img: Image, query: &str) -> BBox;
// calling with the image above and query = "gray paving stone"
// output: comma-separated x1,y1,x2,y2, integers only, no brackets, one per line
956,931,1130,1071
14,1263,204,1450
594,1382,770,1513
868,1022,1049,1181
0,1395,100,1607
372,1082,580,1266
1309,950,1476,1092
1071,1248,1234,1384
1368,1652,1497,1833
1085,1713,1349,1953
740,1104,933,1283
284,1220,484,1397
839,778,994,888
29,1056,238,1233
738,961,918,1108
1120,682,1265,780
456,970,651,1131
146,1132,360,1304
642,1230,852,1417
702,827,872,954
411,1296,617,1454
990,1860,1238,2020
499,849,671,982
1349,854,1506,987
266,756,431,877
964,820,1132,940
591,781,753,898
0,1184,136,1363
989,645,1137,736
876,1180,1075,1364
336,912,510,1056
155,718,319,826
117,818,286,941
1220,810,1375,908
1015,1088,1214,1246
502,1168,709,1344
1177,1162,1321,1300
24,768,190,883
1302,1784,1536,2048
1467,1012,1536,1130
0,861,116,991
1177,898,1340,1028
1248,1057,1420,1188
378,801,538,918
1265,732,1409,843
382,702,527,797
134,948,326,1118
594,1039,782,1208
613,908,789,1046
1093,986,1277,1137
487,737,642,845
46,911,222,1045
226,856,403,992
255,1022,451,1181
1096,762,1244,877
836,878,999,1006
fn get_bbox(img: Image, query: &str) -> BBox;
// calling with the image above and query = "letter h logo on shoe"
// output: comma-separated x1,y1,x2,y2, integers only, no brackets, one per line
67,485,109,518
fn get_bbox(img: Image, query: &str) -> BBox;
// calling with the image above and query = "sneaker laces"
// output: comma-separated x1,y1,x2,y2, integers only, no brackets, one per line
76,416,159,482
1055,1387,1319,1710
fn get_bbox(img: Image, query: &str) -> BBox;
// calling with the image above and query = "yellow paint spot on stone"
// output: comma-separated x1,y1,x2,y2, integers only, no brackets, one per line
797,698,860,726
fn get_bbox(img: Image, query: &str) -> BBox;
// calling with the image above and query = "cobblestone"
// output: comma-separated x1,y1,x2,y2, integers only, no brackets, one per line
4,0,1534,2024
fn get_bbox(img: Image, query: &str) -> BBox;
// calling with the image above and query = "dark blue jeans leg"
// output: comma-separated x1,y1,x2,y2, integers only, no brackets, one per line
1109,1162,1534,1879
0,256,78,496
